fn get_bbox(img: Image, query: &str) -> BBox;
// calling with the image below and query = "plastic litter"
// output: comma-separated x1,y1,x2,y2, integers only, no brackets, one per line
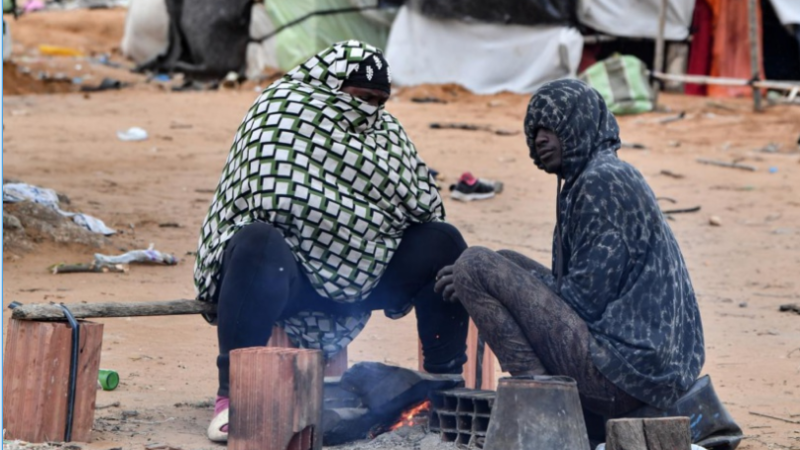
94,244,178,266
2,183,116,235
117,127,149,141
596,445,707,450
38,44,84,57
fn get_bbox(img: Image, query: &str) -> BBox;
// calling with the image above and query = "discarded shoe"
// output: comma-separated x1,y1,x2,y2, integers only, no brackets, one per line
449,172,503,202
207,395,229,442
628,375,743,450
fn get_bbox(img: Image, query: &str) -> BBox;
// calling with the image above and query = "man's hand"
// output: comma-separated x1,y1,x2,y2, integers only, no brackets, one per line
434,265,460,303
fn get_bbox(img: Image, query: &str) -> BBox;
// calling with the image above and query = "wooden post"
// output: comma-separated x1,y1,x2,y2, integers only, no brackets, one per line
229,347,323,450
652,0,669,105
268,326,347,377
3,319,104,442
606,417,691,450
748,0,762,111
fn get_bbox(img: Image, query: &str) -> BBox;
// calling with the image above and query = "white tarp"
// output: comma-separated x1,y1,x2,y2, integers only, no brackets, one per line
770,0,800,25
577,0,696,41
121,0,169,65
385,6,583,95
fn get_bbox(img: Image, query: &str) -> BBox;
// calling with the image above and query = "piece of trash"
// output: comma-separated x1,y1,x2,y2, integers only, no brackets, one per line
411,97,447,104
709,216,723,227
51,262,128,274
660,170,684,179
81,77,126,92
3,183,116,235
757,143,780,153
158,222,182,228
152,74,171,83
38,44,84,57
72,77,83,85
769,167,778,174
697,158,756,172
658,111,686,124
739,302,748,308
667,140,681,148
170,121,193,130
117,127,149,142
99,369,120,390
94,244,178,266
449,172,503,202
24,0,45,12
430,122,518,136
221,71,240,89
779,303,800,315
621,142,647,150
488,100,506,107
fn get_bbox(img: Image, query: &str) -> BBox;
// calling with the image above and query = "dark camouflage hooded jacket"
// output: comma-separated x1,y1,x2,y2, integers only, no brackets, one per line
524,79,705,409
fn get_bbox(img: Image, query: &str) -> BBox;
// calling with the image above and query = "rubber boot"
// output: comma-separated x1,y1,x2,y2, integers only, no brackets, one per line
628,375,743,450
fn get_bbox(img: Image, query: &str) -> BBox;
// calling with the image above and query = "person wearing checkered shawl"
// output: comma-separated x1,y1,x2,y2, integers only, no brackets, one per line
195,41,469,442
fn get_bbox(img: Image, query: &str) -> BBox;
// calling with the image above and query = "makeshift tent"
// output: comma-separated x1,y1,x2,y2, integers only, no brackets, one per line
769,0,800,25
577,0,696,40
261,0,392,71
405,0,576,27
386,6,583,94
121,0,169,66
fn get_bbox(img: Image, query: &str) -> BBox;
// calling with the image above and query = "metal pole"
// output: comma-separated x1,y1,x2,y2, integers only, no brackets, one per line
748,0,762,111
652,0,669,106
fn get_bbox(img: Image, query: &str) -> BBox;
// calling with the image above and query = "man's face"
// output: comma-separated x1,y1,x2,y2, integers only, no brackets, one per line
532,128,563,174
341,86,389,107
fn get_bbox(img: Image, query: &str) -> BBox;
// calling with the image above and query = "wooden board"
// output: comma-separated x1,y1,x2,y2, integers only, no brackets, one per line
229,347,323,450
3,319,104,442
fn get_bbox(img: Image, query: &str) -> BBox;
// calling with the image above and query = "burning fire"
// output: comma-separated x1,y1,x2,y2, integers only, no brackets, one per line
389,400,432,431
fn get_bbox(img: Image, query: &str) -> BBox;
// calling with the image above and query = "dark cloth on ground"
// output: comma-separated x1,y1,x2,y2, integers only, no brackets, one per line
522,79,704,409
453,246,642,418
215,221,469,397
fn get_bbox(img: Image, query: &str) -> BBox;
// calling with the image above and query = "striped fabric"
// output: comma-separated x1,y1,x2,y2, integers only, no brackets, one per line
580,55,654,115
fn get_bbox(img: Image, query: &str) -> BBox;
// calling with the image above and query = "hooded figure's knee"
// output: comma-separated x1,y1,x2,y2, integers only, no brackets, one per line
453,246,496,287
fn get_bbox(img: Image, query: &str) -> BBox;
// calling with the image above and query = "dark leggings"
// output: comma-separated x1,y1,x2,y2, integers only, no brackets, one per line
214,221,469,397
452,246,642,419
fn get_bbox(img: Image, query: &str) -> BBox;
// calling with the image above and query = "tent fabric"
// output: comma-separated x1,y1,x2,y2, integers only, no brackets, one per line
121,0,169,66
141,0,253,80
406,0,577,26
685,0,713,96
577,0,696,41
246,3,279,80
707,0,765,98
262,0,390,71
385,6,584,95
769,0,800,25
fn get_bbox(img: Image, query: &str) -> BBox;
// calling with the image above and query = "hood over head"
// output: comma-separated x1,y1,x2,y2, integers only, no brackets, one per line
524,79,621,182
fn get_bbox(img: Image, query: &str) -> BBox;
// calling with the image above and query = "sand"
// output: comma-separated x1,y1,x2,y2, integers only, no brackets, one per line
3,8,800,450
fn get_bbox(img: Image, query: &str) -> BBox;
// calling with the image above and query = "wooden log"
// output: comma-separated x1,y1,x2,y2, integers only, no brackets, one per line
606,417,691,450
229,347,323,450
3,319,103,442
643,417,692,450
268,326,347,377
11,299,215,321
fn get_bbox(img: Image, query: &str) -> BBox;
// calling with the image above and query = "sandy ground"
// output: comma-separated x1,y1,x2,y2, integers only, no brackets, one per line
3,8,800,450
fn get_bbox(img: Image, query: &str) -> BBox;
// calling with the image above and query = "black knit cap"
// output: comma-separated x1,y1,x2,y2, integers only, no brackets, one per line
342,52,391,94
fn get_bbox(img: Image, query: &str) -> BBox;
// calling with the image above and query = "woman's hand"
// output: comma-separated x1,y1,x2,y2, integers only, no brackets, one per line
434,265,460,303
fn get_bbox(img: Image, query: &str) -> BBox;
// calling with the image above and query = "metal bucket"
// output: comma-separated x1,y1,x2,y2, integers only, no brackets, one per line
484,375,590,450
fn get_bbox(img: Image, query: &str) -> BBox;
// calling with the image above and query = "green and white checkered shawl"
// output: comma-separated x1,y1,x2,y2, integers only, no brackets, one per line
194,41,445,357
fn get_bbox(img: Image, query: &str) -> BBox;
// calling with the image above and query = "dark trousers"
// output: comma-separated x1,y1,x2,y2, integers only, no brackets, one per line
452,247,642,419
214,221,469,396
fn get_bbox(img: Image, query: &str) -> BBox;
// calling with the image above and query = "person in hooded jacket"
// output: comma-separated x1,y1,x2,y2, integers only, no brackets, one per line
436,79,705,421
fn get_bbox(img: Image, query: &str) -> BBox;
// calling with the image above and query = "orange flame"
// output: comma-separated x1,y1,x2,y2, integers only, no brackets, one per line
389,400,432,431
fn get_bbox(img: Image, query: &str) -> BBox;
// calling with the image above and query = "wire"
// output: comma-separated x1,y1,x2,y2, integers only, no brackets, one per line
59,304,80,442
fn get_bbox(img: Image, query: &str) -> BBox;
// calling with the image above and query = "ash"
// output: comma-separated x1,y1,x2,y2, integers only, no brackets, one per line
325,425,457,450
